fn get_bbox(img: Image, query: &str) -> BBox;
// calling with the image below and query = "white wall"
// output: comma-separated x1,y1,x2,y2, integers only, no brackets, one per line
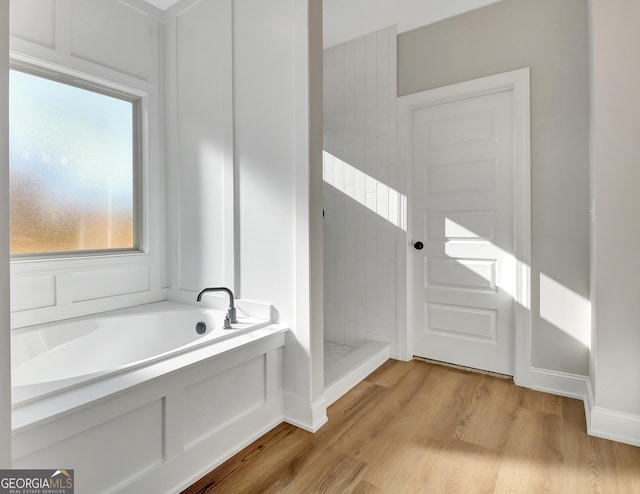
0,1,11,469
233,0,296,322
234,0,324,429
6,0,324,446
323,27,399,350
165,0,324,430
297,0,325,411
9,0,167,327
590,0,640,417
164,0,234,295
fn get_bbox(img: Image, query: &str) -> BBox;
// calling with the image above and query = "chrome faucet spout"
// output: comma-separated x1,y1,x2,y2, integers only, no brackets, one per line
196,287,238,324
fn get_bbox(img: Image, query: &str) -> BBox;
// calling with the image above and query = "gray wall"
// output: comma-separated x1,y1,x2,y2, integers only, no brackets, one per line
590,0,640,416
398,0,590,374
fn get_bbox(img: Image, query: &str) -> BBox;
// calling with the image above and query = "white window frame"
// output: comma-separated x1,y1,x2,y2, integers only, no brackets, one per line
9,43,166,328
9,62,144,259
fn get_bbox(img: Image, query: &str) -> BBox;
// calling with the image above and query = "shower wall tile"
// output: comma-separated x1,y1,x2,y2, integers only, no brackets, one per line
323,26,398,348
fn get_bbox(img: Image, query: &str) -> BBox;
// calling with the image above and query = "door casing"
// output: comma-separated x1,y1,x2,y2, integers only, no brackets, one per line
396,68,532,387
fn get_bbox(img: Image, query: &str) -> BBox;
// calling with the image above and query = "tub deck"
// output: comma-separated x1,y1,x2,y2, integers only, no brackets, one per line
13,322,287,429
11,301,288,494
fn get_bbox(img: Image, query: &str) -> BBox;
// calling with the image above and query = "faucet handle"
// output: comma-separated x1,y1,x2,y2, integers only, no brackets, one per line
223,315,232,329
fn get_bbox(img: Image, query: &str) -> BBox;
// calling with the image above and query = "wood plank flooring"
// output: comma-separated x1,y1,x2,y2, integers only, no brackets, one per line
182,359,640,493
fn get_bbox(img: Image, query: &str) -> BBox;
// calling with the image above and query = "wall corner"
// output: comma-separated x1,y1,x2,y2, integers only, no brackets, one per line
0,0,11,469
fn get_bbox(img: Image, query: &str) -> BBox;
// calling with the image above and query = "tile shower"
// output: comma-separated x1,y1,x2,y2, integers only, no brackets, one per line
323,26,401,393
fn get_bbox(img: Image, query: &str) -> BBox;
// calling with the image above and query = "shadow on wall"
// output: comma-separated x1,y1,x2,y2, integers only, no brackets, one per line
322,150,400,347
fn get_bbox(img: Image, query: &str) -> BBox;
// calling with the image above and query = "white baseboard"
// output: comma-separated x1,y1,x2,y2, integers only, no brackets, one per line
585,382,640,447
324,341,390,407
529,367,590,401
283,341,390,431
529,367,640,447
283,392,328,432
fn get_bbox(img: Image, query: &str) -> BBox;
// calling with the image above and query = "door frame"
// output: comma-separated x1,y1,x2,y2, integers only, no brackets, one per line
396,68,532,387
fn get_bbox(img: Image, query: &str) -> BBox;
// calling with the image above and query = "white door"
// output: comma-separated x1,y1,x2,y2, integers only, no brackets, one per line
411,89,516,375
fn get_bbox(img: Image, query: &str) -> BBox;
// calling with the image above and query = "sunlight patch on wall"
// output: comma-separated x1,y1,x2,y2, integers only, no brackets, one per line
540,273,591,349
323,151,406,231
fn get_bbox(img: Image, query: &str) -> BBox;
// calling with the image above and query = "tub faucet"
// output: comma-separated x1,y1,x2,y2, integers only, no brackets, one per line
196,287,238,327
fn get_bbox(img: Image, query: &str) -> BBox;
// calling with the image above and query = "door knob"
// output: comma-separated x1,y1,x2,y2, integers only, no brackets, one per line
413,241,424,250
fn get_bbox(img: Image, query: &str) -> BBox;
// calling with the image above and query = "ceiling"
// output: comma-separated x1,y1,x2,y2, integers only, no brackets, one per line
142,0,503,48
143,0,179,10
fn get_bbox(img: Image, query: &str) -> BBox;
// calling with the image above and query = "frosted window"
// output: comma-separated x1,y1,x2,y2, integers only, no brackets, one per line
9,69,136,254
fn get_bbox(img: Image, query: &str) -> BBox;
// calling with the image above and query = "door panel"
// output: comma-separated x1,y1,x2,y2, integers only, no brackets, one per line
411,90,515,375
426,257,497,292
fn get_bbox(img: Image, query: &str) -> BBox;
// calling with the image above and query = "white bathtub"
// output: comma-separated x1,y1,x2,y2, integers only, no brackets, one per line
11,301,270,404
11,300,287,493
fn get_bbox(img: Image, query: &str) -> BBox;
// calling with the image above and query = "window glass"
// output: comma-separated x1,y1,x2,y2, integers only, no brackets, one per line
9,69,136,255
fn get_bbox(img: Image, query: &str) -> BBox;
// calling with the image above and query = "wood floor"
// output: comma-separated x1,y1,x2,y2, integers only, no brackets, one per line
182,359,640,493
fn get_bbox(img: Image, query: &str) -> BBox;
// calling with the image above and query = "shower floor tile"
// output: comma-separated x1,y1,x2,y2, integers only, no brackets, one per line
324,340,359,369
